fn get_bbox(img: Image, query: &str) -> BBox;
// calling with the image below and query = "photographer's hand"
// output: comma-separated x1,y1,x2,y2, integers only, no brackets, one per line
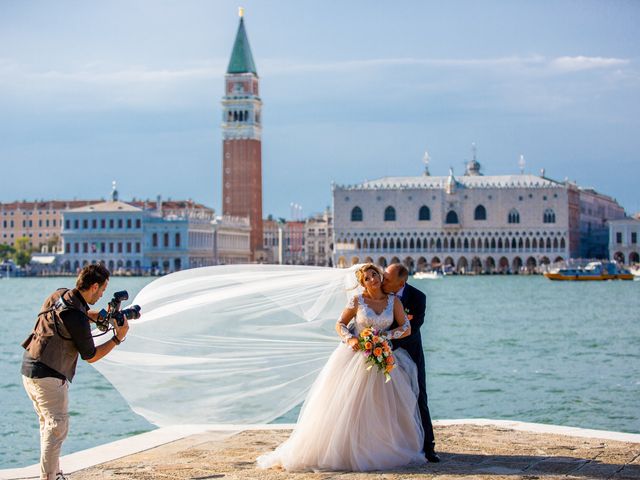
114,316,130,343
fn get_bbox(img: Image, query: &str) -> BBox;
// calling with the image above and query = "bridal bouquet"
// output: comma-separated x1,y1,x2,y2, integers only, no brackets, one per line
359,327,395,382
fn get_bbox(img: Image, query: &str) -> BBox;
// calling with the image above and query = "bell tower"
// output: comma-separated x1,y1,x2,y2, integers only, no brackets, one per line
222,8,263,259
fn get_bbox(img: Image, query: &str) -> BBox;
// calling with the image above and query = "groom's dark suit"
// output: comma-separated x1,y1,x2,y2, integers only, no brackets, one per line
390,282,436,454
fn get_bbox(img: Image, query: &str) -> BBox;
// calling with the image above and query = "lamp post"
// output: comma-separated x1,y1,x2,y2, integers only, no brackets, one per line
277,219,285,264
211,217,219,266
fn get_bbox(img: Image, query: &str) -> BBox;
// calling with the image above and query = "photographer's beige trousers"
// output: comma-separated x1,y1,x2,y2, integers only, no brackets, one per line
22,375,69,480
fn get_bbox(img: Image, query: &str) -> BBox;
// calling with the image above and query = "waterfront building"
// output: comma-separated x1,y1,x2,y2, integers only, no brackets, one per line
61,187,251,273
221,9,263,259
0,200,101,250
262,217,305,264
212,215,252,265
304,209,333,266
332,155,626,273
62,198,146,273
609,218,640,266
578,188,626,258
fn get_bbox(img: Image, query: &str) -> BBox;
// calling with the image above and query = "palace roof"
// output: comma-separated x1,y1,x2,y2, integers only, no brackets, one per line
68,201,143,213
337,174,564,190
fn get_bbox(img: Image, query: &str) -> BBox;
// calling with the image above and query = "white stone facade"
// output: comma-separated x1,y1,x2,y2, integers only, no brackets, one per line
304,210,333,266
609,218,640,266
333,172,580,273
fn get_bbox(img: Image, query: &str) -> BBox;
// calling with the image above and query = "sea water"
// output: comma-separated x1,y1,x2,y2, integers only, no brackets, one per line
1,275,638,468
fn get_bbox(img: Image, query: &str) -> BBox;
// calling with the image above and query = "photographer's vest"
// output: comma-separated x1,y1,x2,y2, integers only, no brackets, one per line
21,288,89,382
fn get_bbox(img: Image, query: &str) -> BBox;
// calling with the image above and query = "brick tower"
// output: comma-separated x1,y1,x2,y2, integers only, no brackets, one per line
222,8,263,260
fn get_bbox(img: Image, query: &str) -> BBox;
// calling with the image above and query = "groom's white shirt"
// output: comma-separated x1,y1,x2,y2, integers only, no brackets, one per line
396,285,406,299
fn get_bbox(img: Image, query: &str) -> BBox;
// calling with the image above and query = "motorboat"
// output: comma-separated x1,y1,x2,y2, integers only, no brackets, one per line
544,261,634,281
413,271,442,280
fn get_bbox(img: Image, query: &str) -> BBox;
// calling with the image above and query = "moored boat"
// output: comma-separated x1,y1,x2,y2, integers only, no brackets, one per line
544,261,634,281
413,271,443,280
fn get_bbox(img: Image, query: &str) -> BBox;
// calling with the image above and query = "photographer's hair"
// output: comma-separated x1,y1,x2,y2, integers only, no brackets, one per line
390,263,409,281
76,263,110,291
354,263,384,287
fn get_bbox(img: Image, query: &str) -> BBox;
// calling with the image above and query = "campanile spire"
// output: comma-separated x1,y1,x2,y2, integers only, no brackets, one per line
221,10,263,259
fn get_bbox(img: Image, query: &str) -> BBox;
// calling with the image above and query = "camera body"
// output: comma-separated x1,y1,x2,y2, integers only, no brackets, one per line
96,290,141,331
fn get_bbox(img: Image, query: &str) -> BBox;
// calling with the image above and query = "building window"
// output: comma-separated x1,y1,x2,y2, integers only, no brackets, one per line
101,219,106,229
175,233,181,247
164,233,169,247
136,242,141,253
351,206,363,222
418,206,431,221
632,232,637,244
83,219,88,229
543,208,556,224
74,220,79,229
118,219,123,229
109,219,114,228
126,242,132,253
152,233,158,247
616,232,623,244
65,243,70,254
474,205,487,221
74,243,79,253
384,206,396,222
135,219,141,229
127,219,132,229
445,211,459,224
109,243,114,253
118,242,123,253
83,242,88,253
508,209,520,224
91,219,97,229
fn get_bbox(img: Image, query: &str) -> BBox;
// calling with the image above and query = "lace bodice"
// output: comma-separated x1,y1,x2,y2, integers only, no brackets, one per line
336,294,410,342
351,294,394,334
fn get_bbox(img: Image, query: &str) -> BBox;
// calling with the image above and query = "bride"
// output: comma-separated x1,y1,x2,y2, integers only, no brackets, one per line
257,263,426,471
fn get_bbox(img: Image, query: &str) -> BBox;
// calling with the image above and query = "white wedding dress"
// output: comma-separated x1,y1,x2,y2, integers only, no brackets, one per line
257,294,426,472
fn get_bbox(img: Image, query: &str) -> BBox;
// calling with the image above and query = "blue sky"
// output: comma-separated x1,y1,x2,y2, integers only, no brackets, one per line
1,0,639,217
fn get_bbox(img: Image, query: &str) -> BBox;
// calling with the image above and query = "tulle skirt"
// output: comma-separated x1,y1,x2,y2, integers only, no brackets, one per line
257,343,426,472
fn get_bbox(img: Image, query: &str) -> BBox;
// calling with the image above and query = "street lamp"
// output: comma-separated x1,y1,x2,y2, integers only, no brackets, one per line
211,217,219,266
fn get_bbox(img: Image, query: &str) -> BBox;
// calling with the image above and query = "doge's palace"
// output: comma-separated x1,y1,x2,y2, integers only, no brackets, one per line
332,154,624,274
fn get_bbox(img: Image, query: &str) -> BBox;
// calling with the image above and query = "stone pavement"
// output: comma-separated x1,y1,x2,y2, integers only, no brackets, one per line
68,423,640,480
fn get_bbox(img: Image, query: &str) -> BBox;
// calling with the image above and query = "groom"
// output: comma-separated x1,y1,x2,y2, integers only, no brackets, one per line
383,263,440,463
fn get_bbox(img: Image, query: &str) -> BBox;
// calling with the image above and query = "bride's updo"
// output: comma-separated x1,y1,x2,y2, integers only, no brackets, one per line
355,263,384,287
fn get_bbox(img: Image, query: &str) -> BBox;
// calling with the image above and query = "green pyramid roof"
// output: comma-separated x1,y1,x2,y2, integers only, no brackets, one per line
227,17,257,75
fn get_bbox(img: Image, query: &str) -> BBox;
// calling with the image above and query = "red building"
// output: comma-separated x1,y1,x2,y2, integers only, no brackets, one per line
221,10,263,260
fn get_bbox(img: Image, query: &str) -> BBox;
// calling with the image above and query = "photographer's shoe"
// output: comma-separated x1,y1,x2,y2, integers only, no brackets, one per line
55,472,68,480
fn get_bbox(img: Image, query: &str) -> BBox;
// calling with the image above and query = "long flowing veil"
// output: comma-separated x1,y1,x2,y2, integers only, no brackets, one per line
92,264,361,427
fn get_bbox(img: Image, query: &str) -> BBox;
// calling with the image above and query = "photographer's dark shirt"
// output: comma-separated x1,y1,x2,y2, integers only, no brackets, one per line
21,290,97,381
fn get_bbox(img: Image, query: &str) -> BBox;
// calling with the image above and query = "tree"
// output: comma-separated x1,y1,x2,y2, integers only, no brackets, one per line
0,244,15,262
13,237,32,268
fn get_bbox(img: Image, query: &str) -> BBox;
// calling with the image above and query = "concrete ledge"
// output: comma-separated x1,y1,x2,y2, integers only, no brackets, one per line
2,419,639,479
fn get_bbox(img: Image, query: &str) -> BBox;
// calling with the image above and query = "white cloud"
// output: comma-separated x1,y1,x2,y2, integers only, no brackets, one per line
550,56,630,72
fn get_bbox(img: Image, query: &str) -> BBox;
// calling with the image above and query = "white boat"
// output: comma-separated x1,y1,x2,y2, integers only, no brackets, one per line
413,271,442,280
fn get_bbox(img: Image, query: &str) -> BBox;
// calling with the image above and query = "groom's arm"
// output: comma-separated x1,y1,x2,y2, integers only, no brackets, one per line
411,290,426,330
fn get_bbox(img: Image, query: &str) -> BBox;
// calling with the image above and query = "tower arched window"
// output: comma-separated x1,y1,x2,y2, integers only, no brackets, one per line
543,208,556,224
351,206,363,222
418,206,431,221
508,209,520,224
244,110,249,122
384,206,396,222
474,205,487,221
233,111,238,122
445,210,459,224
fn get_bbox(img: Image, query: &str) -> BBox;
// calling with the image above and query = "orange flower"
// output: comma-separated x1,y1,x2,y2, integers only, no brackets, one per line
385,356,394,365
364,341,373,350
385,364,394,373
383,343,390,352
373,347,383,357
372,335,380,343
407,314,414,321
361,328,372,338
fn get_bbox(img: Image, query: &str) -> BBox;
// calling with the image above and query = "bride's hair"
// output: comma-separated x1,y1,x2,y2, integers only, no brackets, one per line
355,263,384,287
